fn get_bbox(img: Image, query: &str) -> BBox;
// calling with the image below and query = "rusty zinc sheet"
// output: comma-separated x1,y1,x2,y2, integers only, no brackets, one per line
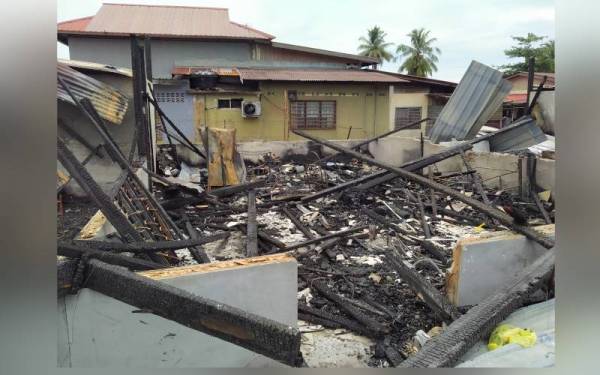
237,68,407,83
429,61,512,143
79,3,273,40
57,62,129,125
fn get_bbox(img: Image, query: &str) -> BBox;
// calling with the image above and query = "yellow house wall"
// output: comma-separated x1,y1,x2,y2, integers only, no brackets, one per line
191,82,390,142
388,86,431,132
508,75,548,94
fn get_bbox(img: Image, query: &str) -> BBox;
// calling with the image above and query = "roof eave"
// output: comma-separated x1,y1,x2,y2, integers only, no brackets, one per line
271,42,379,65
56,30,272,42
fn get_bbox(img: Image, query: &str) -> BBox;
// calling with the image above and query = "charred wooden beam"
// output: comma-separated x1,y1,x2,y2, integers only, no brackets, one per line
292,130,555,249
405,189,431,239
57,137,143,244
258,230,288,250
67,234,228,254
183,220,213,263
83,259,302,366
419,240,449,264
281,207,315,240
160,180,266,210
283,225,368,252
298,303,374,337
531,188,552,224
58,119,104,159
246,189,258,257
433,170,476,180
58,244,166,271
360,207,417,241
387,248,461,322
309,279,390,336
400,248,555,367
301,170,388,202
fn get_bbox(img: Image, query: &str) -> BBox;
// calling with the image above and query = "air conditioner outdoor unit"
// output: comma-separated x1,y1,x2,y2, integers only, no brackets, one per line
241,101,261,118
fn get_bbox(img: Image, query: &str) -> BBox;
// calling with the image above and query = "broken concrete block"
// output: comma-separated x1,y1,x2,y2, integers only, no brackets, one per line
446,224,554,307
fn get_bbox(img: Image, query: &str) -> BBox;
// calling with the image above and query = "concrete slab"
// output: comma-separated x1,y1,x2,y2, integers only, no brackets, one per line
58,254,297,367
446,225,554,307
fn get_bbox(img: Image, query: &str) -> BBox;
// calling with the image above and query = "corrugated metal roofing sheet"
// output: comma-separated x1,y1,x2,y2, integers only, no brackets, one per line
58,58,132,77
236,68,408,83
429,61,512,143
486,116,547,152
57,16,93,32
58,3,273,40
57,62,129,125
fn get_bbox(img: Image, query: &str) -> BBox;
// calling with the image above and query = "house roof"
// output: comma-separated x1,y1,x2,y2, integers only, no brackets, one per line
172,66,407,83
372,70,458,88
235,68,408,83
505,72,555,86
271,42,378,64
504,93,528,104
57,3,274,41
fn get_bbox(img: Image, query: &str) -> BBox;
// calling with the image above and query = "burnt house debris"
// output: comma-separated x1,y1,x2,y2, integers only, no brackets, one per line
57,32,555,367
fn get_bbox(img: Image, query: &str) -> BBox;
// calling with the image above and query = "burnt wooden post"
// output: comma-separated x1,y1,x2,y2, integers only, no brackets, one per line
246,189,258,257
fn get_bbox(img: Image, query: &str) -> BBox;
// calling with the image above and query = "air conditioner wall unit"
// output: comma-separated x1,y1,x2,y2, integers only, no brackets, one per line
241,100,261,118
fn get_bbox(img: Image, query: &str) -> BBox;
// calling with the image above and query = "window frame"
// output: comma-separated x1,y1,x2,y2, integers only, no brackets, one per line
217,98,244,109
290,100,337,130
394,106,423,130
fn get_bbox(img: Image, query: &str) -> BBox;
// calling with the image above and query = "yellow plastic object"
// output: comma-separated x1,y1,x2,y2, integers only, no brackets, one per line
487,324,537,351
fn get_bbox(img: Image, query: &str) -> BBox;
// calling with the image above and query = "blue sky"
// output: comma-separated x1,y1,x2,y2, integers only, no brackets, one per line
57,0,555,82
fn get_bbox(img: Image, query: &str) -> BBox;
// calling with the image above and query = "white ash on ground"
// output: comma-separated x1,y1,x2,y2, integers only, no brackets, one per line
299,322,375,368
257,210,307,244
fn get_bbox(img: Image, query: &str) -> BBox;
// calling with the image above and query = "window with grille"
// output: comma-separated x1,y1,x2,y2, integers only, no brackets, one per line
218,98,243,109
290,101,336,129
394,107,422,129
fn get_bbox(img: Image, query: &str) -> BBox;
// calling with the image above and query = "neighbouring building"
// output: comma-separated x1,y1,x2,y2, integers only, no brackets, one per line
58,3,456,143
503,72,556,123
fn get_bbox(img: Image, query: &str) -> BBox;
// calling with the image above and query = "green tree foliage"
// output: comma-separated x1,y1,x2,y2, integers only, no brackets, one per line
500,33,555,75
358,26,394,67
396,28,441,77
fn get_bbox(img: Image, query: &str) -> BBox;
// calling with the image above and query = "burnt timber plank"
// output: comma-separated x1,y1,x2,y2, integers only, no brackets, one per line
281,207,315,240
246,189,259,257
184,219,212,263
84,259,302,366
283,225,368,252
68,234,229,254
387,248,461,322
58,244,166,271
298,303,374,337
309,279,389,336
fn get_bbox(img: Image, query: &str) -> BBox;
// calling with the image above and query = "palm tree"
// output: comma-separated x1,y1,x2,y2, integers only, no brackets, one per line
396,28,441,77
358,26,394,68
